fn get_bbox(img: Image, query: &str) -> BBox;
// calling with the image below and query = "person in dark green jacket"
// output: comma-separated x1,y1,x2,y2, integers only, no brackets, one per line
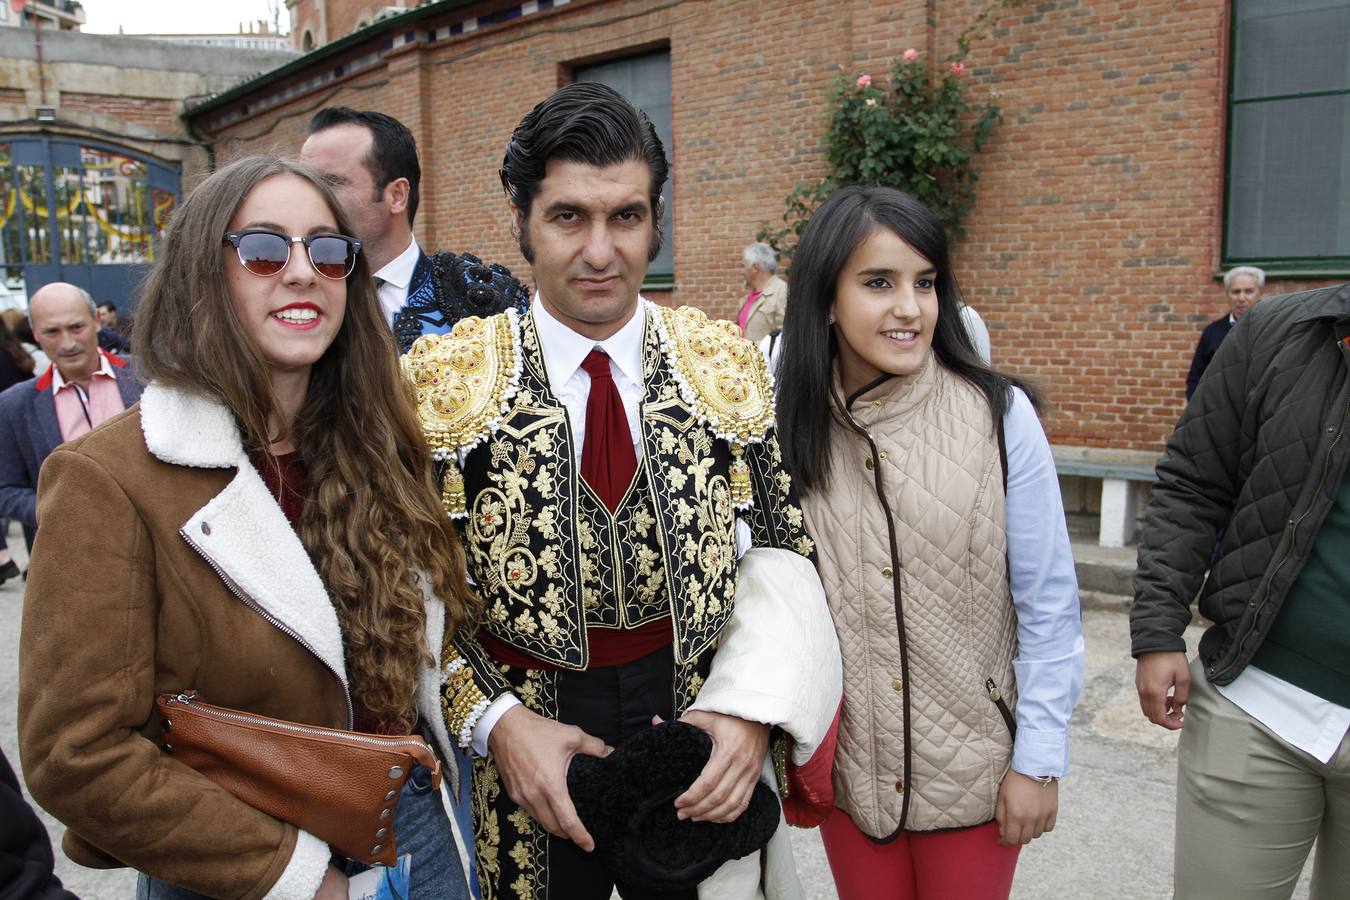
1132,282,1350,899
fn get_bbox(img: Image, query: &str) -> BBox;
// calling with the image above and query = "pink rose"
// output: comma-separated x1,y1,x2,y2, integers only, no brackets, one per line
950,61,966,76
856,74,872,88
902,48,918,62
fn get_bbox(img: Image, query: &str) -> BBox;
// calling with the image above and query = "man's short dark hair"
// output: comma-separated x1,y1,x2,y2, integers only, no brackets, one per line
97,301,116,313
500,82,669,259
308,107,421,227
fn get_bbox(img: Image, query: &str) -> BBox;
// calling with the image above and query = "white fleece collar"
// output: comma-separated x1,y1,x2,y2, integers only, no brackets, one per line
139,381,349,699
140,382,243,469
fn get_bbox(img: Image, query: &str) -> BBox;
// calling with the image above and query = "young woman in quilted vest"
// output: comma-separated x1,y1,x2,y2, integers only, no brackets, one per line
774,185,1085,900
18,157,480,900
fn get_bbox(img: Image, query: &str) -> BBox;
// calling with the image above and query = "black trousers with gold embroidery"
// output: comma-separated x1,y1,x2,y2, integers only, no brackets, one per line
472,644,700,900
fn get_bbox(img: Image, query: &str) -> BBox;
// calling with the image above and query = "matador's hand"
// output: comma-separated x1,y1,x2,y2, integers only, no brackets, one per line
672,710,770,823
487,705,610,850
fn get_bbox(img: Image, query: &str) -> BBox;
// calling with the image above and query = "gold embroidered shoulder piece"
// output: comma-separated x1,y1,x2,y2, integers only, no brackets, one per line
401,310,522,517
651,302,775,443
650,302,775,509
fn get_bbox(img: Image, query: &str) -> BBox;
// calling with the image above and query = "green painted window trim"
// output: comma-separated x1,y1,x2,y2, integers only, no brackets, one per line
1214,260,1350,281
641,272,674,292
1221,2,1350,270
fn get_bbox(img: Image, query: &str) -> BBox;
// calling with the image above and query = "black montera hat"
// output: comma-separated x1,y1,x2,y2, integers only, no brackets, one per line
566,721,781,892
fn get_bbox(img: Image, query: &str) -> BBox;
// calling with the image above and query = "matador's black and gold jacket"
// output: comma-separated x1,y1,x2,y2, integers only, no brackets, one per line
401,300,816,745
403,301,816,900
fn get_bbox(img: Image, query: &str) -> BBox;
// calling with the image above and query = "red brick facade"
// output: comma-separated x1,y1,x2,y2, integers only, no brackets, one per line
289,0,418,49
192,0,1344,452
57,93,180,135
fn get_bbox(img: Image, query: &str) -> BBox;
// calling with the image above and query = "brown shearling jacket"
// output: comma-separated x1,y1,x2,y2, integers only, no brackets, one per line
18,384,460,900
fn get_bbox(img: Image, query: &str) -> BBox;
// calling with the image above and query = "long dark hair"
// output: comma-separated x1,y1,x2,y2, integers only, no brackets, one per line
0,317,35,374
776,184,1040,494
136,155,479,730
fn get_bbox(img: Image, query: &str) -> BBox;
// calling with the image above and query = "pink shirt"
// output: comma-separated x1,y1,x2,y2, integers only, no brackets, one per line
45,350,128,442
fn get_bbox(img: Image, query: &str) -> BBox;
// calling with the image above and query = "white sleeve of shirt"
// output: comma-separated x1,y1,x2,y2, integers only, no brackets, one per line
959,305,992,365
471,694,522,757
1002,387,1085,778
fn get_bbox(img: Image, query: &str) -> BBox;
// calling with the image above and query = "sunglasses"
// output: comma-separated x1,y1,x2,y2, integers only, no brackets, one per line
224,230,363,280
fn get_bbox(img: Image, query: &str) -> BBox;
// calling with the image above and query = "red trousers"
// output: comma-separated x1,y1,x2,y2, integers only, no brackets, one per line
819,808,1021,900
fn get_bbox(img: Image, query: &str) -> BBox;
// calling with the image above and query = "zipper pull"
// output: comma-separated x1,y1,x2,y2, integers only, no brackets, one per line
985,678,1000,702
173,691,198,705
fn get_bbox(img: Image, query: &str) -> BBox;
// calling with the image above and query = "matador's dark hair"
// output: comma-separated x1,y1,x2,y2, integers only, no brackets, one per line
500,82,669,261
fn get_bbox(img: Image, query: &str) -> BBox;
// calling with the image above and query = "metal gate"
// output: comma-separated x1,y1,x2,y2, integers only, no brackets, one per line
0,136,179,313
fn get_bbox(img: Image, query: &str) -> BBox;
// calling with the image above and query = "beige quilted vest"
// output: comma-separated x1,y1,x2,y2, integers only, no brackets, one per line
801,358,1018,837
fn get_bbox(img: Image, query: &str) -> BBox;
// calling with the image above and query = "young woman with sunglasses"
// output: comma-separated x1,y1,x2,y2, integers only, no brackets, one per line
18,156,480,899
775,185,1084,900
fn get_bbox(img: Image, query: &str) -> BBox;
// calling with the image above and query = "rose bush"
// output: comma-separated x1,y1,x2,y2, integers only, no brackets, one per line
759,0,1027,258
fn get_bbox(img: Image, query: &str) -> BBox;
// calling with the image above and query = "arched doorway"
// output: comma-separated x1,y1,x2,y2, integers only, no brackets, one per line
0,137,180,314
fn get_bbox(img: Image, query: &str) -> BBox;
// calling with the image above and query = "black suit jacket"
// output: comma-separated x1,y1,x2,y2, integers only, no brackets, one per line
1185,315,1234,400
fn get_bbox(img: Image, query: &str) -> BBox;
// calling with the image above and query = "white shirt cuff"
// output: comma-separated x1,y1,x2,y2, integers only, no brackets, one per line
472,693,522,757
1011,726,1071,780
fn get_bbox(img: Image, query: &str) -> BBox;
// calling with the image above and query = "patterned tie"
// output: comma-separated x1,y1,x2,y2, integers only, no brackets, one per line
580,348,637,512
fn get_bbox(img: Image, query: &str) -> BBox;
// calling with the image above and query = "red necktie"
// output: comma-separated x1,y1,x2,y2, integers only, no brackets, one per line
580,348,637,512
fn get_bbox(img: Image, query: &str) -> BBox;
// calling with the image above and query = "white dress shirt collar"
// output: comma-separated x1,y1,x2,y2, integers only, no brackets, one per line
373,238,421,290
531,294,646,391
373,239,421,322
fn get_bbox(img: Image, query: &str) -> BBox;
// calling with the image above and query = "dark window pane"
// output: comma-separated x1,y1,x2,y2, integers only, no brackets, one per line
576,52,674,279
1232,0,1350,99
1227,94,1350,259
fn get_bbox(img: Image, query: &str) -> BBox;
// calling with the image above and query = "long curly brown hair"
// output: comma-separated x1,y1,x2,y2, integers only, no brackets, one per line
134,155,479,731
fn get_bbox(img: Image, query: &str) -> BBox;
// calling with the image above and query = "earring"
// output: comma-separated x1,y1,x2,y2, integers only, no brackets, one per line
828,315,836,325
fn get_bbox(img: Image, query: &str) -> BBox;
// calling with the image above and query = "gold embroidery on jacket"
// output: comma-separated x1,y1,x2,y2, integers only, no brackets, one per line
472,754,502,900
402,311,523,517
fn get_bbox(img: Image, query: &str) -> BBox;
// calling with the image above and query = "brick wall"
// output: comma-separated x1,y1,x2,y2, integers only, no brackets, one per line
59,92,180,134
289,0,417,47
195,0,1346,452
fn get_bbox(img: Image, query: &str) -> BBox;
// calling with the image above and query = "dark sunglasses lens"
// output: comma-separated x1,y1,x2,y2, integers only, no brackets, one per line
236,233,289,276
308,237,354,279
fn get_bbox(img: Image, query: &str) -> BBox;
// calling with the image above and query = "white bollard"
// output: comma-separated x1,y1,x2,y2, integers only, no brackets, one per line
1099,478,1139,548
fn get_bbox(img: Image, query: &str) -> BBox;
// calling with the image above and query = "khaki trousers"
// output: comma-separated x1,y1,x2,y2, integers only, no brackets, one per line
1175,658,1350,899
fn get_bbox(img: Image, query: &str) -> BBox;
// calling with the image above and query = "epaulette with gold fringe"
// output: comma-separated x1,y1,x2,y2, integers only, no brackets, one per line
401,310,522,517
649,302,775,509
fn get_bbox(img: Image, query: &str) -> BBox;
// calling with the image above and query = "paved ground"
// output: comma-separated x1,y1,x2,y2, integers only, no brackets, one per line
1,525,1312,898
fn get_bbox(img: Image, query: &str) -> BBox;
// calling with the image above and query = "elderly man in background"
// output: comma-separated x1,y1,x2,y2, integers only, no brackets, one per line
0,283,143,549
1185,265,1264,400
739,242,788,343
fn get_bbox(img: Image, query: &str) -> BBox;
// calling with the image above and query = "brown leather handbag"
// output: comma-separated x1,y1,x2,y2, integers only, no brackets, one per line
154,691,440,867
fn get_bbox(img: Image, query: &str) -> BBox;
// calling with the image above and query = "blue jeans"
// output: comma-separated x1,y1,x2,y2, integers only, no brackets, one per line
137,763,471,899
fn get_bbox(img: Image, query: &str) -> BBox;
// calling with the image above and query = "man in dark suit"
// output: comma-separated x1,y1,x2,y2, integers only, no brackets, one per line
1185,265,1264,399
300,107,529,353
0,283,144,550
